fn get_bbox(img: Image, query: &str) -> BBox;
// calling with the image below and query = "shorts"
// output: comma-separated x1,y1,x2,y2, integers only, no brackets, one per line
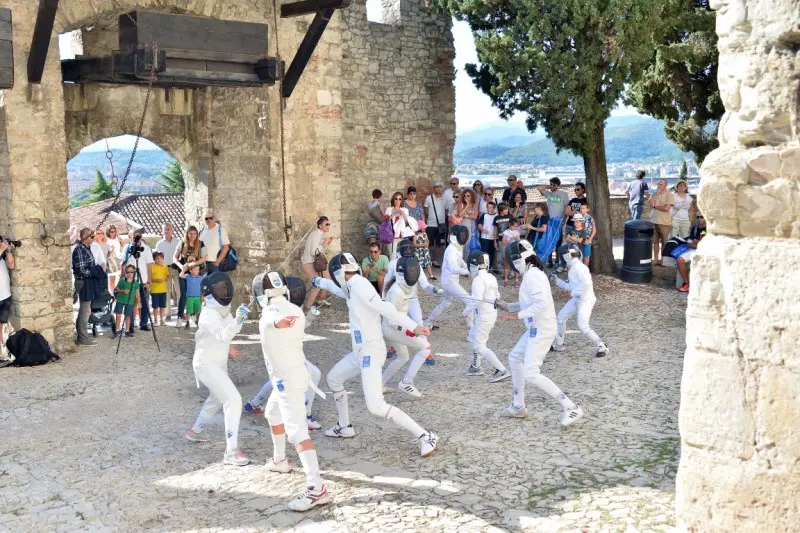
0,296,12,323
151,292,167,309
186,296,202,316
114,301,135,317
370,280,381,293
679,249,696,263
582,243,592,258
425,226,443,247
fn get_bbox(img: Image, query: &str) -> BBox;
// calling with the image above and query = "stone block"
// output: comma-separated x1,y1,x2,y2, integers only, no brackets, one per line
697,175,739,235
780,146,800,180
755,365,800,468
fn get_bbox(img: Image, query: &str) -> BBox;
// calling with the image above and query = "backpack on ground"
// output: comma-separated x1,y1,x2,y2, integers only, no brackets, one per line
4,329,60,367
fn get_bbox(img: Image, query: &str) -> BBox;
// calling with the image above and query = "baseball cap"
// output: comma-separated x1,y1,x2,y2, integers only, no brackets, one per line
433,180,444,187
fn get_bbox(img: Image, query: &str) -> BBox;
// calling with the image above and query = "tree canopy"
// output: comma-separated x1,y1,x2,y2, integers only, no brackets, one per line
158,161,185,193
87,170,115,204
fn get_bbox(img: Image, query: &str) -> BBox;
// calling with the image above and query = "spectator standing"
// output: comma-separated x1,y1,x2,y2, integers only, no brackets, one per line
502,175,528,204
361,243,389,293
156,223,181,321
626,170,650,220
0,238,16,360
91,229,108,272
423,180,446,267
113,266,138,337
477,201,498,271
198,209,230,275
121,228,155,332
444,177,460,220
301,216,335,312
180,263,205,327
580,204,597,266
501,218,525,287
385,192,418,258
173,226,207,326
647,179,674,265
677,214,707,292
106,225,122,293
414,222,435,280
670,180,694,238
404,186,424,222
565,182,588,233
509,191,528,238
72,228,106,346
150,252,169,326
472,181,486,213
528,204,549,257
458,189,480,260
480,187,494,214
493,203,512,274
537,177,571,269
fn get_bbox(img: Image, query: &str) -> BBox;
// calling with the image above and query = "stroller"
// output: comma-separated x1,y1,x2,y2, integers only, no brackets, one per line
88,290,116,337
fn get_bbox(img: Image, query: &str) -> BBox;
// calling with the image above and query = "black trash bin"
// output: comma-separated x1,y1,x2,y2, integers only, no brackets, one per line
620,220,654,284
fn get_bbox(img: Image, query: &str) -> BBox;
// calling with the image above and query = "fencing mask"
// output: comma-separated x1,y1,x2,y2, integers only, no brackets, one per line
328,252,361,298
202,271,234,307
449,224,469,248
504,239,536,274
467,249,490,277
396,256,421,289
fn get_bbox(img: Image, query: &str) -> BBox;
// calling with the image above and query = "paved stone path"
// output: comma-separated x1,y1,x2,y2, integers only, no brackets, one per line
0,275,684,532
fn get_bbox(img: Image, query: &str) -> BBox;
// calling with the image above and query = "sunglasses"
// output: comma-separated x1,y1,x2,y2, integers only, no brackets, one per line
322,223,330,227
450,182,458,185
697,215,704,219
370,250,380,254
125,270,135,274
204,217,213,221
507,179,516,182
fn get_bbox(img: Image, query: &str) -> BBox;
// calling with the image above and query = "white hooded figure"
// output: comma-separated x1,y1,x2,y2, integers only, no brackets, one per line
551,244,609,357
464,250,511,383
382,238,443,326
424,225,475,333
254,271,331,512
314,252,439,457
186,272,251,466
495,241,584,426
380,256,435,398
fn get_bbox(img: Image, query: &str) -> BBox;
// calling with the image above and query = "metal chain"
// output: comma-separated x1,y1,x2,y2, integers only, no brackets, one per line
94,42,158,232
271,0,291,242
105,139,118,191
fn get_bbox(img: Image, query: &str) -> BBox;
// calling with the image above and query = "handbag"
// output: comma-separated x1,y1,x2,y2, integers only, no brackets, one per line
313,248,328,273
379,219,394,244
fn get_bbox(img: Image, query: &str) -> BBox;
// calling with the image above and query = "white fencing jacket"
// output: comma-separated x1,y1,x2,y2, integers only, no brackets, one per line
193,299,243,368
441,244,469,288
464,269,499,318
555,258,596,301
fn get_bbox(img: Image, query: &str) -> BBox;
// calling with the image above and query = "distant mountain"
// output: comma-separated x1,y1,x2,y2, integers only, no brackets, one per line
68,148,176,197
455,115,689,165
455,121,546,153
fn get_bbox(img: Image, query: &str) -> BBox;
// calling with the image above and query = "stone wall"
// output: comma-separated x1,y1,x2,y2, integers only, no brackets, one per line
0,0,454,351
675,0,800,531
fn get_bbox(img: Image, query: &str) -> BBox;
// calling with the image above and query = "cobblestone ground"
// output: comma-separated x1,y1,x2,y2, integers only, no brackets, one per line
0,274,685,532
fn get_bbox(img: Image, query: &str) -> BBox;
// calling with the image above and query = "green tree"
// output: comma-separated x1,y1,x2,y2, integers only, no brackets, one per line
87,169,115,204
158,161,185,193
627,0,722,164
678,160,688,181
433,0,667,273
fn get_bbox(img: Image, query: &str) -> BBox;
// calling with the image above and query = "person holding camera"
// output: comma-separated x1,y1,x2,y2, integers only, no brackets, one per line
72,228,107,346
121,228,155,333
0,236,17,360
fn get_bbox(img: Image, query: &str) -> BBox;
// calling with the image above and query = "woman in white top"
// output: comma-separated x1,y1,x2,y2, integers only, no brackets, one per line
90,229,108,272
384,192,418,258
104,226,122,292
670,180,694,238
301,216,335,312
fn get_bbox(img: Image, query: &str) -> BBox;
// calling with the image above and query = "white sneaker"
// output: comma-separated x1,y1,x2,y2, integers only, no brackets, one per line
185,429,210,442
287,485,331,512
419,431,439,457
176,318,184,328
306,415,322,430
266,458,292,473
325,423,355,438
500,403,529,418
595,344,609,358
560,406,584,427
551,343,566,352
488,369,511,383
223,449,250,466
398,381,422,398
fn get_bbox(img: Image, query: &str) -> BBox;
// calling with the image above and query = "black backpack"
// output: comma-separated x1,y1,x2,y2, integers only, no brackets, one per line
4,329,60,367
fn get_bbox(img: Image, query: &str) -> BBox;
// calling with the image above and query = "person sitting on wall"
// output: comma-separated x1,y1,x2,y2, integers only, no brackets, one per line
677,214,707,293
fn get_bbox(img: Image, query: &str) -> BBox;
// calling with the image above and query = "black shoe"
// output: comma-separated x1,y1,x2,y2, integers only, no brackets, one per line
76,339,97,346
430,325,440,331
140,325,151,332
125,331,134,338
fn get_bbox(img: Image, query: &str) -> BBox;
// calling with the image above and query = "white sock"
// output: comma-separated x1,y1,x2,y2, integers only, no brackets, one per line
403,347,429,384
333,390,350,427
478,345,506,372
510,361,525,408
190,421,205,433
271,431,286,462
298,449,322,489
385,406,426,439
529,374,576,409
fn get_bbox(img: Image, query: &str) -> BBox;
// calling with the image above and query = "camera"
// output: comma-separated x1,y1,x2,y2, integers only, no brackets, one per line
130,234,144,258
0,236,21,248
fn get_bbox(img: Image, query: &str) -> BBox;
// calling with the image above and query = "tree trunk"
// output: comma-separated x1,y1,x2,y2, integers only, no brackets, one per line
583,123,617,275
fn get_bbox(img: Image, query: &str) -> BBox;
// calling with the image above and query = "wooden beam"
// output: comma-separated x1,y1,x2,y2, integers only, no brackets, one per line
281,0,350,18
27,0,59,84
281,8,334,98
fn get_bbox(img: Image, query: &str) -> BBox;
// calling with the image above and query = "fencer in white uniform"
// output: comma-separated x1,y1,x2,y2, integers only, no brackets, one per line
496,240,584,426
464,250,511,382
424,225,474,333
551,244,609,357
382,238,443,326
255,271,331,512
314,253,439,457
380,256,434,398
185,272,251,466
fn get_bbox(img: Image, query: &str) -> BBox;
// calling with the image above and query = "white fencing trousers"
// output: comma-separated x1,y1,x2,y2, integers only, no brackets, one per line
408,295,423,326
249,361,322,417
264,385,311,446
507,327,572,410
192,363,242,454
469,311,505,371
425,281,474,330
556,297,603,347
381,324,432,385
326,340,426,437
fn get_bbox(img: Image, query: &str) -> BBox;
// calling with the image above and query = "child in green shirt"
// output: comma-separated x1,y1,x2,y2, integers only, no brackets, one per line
114,266,140,337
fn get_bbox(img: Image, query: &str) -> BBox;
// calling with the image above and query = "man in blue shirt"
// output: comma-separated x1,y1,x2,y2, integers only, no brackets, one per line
626,170,650,220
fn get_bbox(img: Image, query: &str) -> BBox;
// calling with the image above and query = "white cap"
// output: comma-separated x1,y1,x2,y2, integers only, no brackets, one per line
572,214,584,221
